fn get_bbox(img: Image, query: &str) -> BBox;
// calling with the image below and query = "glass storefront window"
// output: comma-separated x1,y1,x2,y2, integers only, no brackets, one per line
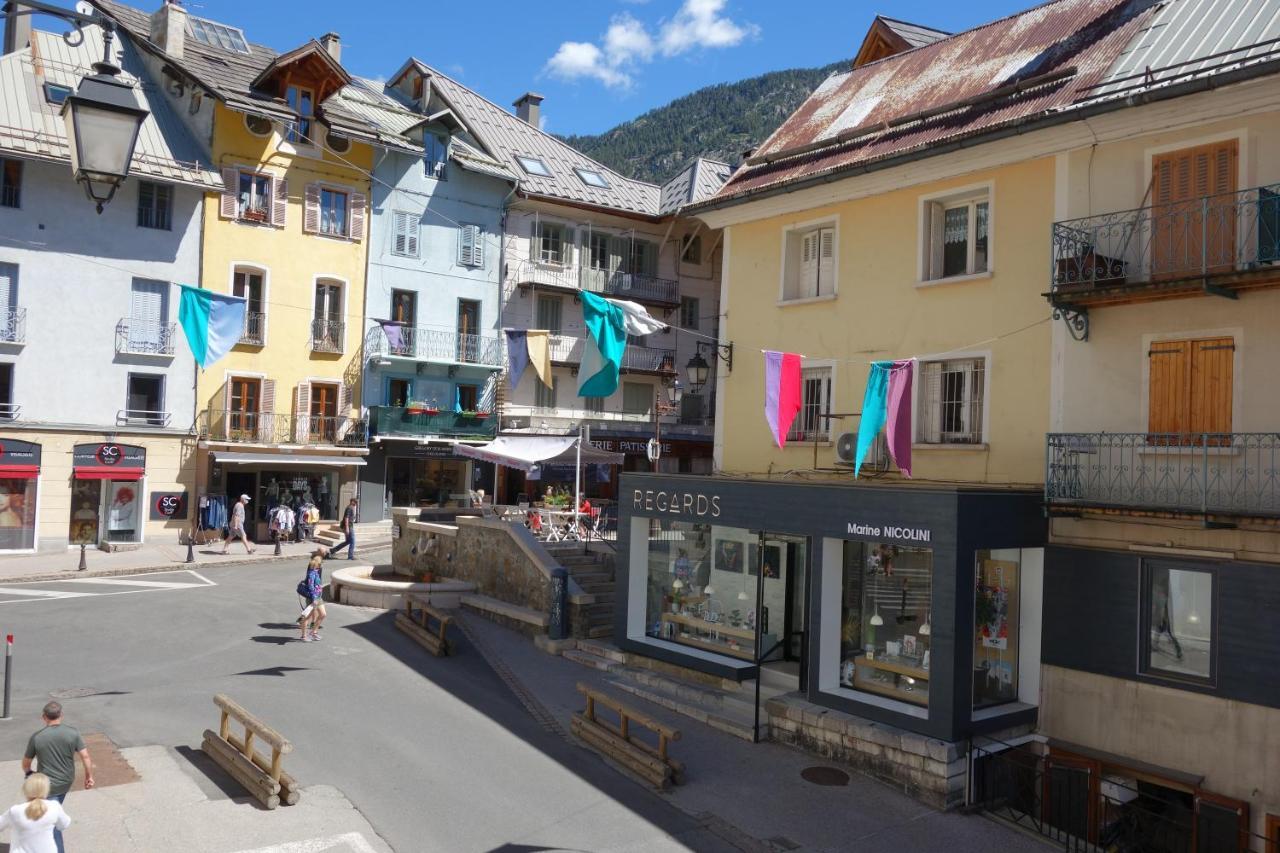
1143,563,1213,681
68,478,141,544
839,540,933,707
0,477,37,550
974,549,1021,708
387,459,469,508
259,471,336,520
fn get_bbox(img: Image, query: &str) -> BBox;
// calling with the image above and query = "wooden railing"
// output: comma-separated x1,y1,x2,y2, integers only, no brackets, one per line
571,682,683,789
201,693,298,809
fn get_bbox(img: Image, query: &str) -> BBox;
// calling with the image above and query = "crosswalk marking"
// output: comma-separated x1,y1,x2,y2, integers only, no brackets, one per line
0,570,216,605
228,832,380,853
0,588,94,599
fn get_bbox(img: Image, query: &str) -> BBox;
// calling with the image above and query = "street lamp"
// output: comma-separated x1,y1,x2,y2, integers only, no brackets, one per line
648,379,683,471
684,340,733,394
8,1,149,213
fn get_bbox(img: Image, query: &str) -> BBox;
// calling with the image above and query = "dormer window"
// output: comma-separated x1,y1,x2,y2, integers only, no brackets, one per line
575,168,610,189
516,155,552,178
424,134,448,180
187,16,251,54
286,85,315,144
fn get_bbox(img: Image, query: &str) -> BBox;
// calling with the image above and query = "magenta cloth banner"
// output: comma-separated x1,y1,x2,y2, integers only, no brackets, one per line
764,350,803,448
884,359,915,477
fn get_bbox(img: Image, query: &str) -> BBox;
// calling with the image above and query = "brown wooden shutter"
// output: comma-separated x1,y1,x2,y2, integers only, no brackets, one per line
1193,791,1249,853
349,192,366,241
259,378,276,442
337,382,351,416
293,382,311,443
1152,140,1238,276
220,168,238,219
271,177,288,227
1148,340,1190,436
1190,337,1233,435
303,183,320,234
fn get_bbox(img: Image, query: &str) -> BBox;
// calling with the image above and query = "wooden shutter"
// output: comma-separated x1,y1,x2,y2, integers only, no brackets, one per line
349,192,366,241
471,226,484,267
220,167,238,219
293,382,311,443
259,378,276,442
818,228,835,295
1148,340,1191,436
1190,337,1233,435
1152,140,1237,276
927,202,945,279
918,361,942,443
458,225,475,266
338,382,351,416
303,183,320,234
270,177,288,227
1194,792,1248,853
0,262,15,313
799,231,818,298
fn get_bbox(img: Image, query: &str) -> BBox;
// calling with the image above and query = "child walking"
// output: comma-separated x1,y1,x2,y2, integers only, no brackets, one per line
298,553,326,642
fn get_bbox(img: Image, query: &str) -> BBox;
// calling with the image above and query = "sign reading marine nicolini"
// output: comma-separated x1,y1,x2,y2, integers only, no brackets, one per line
632,488,722,518
847,521,932,543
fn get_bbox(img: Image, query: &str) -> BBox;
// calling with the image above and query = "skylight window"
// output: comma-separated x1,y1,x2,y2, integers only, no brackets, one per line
43,83,71,105
515,155,552,177
575,168,610,189
187,16,251,54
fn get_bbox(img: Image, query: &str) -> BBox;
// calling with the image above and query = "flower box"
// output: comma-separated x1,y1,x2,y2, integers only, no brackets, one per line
240,208,269,223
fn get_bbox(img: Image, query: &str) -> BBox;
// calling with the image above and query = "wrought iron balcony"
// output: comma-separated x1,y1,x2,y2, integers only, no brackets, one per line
621,344,676,374
1050,184,1280,305
364,325,504,368
0,307,25,344
115,319,176,356
369,406,496,440
310,318,345,353
1046,432,1280,518
238,311,266,346
509,261,681,307
199,410,367,447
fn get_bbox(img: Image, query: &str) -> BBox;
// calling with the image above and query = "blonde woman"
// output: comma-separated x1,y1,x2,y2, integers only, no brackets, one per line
1,773,70,853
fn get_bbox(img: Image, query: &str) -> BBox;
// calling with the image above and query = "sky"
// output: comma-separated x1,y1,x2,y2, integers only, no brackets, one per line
105,0,1032,137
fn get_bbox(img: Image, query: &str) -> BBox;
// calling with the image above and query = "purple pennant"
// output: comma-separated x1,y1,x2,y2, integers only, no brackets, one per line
884,359,914,477
379,320,404,353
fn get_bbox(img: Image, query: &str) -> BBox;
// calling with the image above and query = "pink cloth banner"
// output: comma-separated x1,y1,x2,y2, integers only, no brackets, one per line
764,350,803,448
884,359,915,477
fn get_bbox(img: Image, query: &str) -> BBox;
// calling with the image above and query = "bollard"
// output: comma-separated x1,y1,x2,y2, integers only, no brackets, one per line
77,543,87,571
549,567,569,640
185,539,195,563
273,531,282,557
2,634,12,720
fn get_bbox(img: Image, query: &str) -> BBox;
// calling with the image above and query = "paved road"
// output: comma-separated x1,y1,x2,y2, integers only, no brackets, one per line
0,557,731,852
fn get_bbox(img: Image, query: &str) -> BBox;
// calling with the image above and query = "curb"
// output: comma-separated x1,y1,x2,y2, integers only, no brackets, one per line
0,542,392,585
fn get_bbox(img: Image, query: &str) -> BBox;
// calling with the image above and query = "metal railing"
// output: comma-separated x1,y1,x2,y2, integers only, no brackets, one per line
0,306,25,343
547,333,582,364
621,344,676,374
509,261,681,306
0,402,18,421
117,409,172,427
369,406,497,440
115,319,176,356
364,325,504,367
1050,183,1280,294
199,410,367,447
1,183,18,208
239,311,266,346
1046,432,1280,518
310,318,344,353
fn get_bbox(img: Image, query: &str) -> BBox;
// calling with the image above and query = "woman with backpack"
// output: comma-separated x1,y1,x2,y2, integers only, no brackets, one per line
297,552,326,642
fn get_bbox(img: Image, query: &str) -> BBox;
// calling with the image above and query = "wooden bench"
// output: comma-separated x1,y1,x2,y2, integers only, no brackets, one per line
570,682,684,789
201,693,298,809
395,593,454,656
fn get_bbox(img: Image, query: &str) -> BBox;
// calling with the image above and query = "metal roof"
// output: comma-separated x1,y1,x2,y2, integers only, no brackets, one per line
709,0,1162,206
878,17,951,49
0,26,220,189
1087,0,1280,99
660,157,732,214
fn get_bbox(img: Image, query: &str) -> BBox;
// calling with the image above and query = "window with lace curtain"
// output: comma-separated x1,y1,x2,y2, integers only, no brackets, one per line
922,189,990,280
917,358,986,444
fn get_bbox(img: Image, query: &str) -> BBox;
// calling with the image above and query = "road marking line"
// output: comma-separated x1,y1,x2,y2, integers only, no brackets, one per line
0,570,217,604
228,831,379,853
60,578,206,589
0,588,95,599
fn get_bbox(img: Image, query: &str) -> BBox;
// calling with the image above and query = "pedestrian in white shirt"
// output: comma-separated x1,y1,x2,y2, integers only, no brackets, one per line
0,773,70,853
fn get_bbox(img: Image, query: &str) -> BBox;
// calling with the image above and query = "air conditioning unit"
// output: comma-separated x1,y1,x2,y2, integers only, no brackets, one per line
835,432,857,465
834,432,891,472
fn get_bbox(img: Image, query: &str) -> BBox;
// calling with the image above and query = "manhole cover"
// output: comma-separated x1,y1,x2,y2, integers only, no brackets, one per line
49,687,102,699
801,766,850,786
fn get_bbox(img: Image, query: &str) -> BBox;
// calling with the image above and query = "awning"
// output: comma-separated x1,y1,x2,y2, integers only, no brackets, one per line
75,467,144,481
454,435,624,472
212,451,366,467
0,465,38,478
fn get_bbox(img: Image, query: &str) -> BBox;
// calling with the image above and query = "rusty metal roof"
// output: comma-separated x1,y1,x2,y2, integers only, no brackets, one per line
710,0,1162,206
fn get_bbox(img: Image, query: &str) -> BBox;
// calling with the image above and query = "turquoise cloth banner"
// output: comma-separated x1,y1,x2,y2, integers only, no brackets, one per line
178,284,246,369
854,361,891,477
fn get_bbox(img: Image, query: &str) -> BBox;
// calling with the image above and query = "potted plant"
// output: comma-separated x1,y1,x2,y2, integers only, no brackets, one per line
405,400,439,416
242,206,269,223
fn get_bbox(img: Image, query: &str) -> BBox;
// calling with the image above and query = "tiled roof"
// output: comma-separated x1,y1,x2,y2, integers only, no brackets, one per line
0,26,221,189
708,0,1163,206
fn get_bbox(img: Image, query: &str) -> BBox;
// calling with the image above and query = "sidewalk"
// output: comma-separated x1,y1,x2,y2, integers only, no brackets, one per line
0,539,390,583
457,612,1048,853
0,747,393,852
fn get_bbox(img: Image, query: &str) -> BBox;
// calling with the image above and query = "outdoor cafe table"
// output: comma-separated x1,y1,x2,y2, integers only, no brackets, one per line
542,509,589,542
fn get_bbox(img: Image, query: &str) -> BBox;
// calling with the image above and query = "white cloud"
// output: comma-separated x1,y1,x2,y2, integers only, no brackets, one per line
659,0,758,56
544,2,755,90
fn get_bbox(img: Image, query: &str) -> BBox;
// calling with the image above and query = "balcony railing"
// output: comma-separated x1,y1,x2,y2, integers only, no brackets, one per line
115,319,176,356
0,403,18,421
1046,432,1280,518
510,261,681,306
239,311,266,346
365,324,504,368
369,406,497,440
621,344,676,374
311,318,344,353
117,409,172,428
199,410,367,447
0,307,25,344
1050,184,1280,300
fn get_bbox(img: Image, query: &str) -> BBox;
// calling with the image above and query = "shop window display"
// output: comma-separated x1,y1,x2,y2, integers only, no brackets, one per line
1143,563,1213,681
68,478,140,545
259,472,335,520
974,550,1020,708
0,477,36,551
839,541,933,706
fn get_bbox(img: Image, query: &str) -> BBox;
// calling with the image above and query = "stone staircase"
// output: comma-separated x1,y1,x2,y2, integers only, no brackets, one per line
561,638,796,742
313,519,394,555
547,545,615,639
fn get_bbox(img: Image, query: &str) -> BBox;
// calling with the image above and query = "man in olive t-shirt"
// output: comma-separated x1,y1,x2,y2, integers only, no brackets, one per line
23,701,93,853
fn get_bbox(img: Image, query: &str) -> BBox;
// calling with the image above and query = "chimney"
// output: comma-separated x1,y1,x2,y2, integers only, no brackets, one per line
149,0,187,60
513,92,544,127
320,32,340,63
3,4,32,55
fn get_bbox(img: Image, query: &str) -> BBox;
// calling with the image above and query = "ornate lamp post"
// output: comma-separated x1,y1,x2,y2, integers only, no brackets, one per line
648,379,683,472
684,340,733,394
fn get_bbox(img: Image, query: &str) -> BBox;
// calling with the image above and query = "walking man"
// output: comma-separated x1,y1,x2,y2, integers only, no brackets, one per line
329,498,358,559
220,494,256,555
22,701,93,853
